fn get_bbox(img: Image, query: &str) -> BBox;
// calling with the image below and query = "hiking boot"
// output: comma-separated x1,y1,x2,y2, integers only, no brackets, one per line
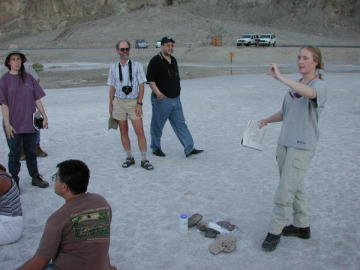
36,144,48,157
153,149,166,157
186,148,203,157
32,174,49,188
262,233,280,251
282,225,311,239
20,147,26,161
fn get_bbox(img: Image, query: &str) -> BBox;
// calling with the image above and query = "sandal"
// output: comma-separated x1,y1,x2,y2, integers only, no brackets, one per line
196,223,220,238
205,228,220,238
216,221,237,232
122,157,135,168
141,160,154,170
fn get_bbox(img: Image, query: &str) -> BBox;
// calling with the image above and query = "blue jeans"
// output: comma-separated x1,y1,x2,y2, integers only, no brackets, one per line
150,94,194,155
6,133,39,178
21,130,41,146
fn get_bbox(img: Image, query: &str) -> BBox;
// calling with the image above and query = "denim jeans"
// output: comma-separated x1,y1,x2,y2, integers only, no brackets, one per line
6,132,39,178
21,130,40,146
150,94,194,155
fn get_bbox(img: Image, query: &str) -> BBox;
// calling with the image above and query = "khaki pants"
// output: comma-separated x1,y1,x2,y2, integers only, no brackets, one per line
269,145,314,235
112,98,141,121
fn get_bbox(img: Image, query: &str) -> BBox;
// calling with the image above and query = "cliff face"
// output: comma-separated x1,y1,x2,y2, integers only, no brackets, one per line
0,0,358,34
0,0,358,47
0,0,114,33
178,0,360,32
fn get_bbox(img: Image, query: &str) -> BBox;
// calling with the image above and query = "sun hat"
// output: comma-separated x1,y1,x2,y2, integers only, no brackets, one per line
4,50,27,70
209,236,237,255
108,116,118,130
161,36,175,45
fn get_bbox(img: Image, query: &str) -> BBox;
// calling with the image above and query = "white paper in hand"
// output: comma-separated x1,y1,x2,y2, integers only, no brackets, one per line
241,120,266,151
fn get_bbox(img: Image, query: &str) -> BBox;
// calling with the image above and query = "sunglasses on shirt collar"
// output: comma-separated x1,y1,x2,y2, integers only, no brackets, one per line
288,91,302,98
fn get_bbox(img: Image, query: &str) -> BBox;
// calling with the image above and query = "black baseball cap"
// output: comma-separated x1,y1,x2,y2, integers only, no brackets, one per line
161,36,175,45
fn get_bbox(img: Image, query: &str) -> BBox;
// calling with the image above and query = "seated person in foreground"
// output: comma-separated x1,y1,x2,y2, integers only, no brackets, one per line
17,159,117,270
0,163,23,246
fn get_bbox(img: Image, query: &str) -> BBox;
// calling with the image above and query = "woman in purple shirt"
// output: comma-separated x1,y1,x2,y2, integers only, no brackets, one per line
0,50,49,189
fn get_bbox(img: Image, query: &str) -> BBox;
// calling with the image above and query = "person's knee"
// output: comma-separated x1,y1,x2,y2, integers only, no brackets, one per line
135,127,145,138
119,122,129,134
274,186,295,206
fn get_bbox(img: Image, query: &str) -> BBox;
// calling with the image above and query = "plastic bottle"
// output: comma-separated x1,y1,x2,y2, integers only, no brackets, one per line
179,214,188,235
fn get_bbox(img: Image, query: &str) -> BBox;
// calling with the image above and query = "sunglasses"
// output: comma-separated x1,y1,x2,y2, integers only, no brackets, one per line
288,91,302,98
119,48,130,52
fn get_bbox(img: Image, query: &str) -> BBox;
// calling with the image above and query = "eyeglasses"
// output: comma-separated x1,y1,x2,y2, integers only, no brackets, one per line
288,91,302,98
52,173,59,182
119,48,130,52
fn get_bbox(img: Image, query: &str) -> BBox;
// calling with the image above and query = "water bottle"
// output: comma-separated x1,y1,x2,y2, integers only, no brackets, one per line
179,214,188,235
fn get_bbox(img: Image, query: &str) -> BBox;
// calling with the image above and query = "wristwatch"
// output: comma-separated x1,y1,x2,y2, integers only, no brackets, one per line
137,102,143,106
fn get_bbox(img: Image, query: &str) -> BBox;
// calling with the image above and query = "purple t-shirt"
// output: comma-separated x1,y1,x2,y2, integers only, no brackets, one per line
0,72,45,133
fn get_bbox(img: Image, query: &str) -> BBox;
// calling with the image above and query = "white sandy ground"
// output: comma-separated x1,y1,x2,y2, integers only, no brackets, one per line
0,71,360,270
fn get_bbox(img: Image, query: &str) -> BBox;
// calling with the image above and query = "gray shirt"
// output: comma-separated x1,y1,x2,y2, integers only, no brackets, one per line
278,78,327,151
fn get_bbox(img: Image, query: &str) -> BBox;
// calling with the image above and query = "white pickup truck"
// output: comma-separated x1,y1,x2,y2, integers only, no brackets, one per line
258,34,276,47
236,34,259,46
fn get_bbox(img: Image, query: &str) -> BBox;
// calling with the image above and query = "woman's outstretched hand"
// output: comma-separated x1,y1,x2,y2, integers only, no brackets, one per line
268,63,282,81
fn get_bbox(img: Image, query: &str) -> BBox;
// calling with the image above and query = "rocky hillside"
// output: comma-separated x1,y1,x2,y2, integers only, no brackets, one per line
0,0,359,48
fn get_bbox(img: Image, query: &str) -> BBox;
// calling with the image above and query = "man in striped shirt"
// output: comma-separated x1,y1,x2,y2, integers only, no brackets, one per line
108,40,154,171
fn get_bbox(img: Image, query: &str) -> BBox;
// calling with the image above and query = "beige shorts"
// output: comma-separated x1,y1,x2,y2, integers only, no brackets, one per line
112,98,141,121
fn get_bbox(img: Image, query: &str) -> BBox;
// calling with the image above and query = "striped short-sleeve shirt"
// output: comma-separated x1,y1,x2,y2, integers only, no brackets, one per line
0,173,22,216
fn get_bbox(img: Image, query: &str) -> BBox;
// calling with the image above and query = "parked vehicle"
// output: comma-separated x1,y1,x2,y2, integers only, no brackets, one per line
135,39,148,49
155,38,162,48
237,34,259,46
258,34,276,47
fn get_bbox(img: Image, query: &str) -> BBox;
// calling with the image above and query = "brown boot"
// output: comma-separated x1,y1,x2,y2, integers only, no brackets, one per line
36,144,48,157
20,147,26,161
